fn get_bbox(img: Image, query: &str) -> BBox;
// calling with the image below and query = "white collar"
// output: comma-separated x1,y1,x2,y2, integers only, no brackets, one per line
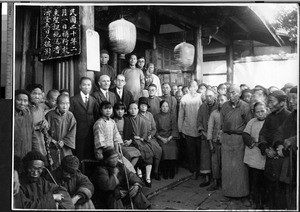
80,91,89,100
100,88,108,94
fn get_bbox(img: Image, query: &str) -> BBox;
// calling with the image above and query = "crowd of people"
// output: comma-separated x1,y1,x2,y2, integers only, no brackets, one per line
13,50,297,210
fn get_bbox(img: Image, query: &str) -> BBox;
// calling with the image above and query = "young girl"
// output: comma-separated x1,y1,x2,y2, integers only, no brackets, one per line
45,94,77,170
113,102,141,168
242,101,268,209
154,100,179,179
125,101,154,187
93,101,135,173
206,94,227,191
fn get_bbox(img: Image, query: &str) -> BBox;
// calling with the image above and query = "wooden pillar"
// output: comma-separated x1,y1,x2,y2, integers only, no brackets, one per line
195,25,203,83
226,42,233,83
21,11,31,89
75,6,94,94
5,3,13,99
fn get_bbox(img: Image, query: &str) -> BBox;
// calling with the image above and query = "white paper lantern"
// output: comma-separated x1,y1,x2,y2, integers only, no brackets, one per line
174,42,195,68
108,18,136,57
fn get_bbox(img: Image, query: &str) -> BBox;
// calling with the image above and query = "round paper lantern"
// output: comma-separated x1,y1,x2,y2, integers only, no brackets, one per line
109,18,136,58
174,42,195,69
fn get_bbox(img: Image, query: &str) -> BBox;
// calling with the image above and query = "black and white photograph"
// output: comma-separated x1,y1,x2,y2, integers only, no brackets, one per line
0,1,298,211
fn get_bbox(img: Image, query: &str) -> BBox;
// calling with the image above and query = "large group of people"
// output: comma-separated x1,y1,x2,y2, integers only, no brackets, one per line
13,50,297,210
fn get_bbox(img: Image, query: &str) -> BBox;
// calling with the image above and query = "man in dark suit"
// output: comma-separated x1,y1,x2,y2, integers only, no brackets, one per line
92,75,117,108
110,74,134,110
70,77,99,161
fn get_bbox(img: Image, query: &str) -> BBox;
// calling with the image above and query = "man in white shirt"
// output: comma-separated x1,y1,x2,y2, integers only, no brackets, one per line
178,80,203,180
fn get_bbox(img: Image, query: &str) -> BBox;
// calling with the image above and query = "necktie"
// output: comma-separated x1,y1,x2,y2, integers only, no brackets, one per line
85,96,88,105
106,92,109,101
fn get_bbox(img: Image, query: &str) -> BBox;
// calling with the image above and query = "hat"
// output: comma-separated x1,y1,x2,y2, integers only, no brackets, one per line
138,97,150,108
22,151,46,164
269,90,287,102
289,86,297,94
61,155,79,174
15,89,30,99
26,83,44,93
103,148,118,161
100,49,109,55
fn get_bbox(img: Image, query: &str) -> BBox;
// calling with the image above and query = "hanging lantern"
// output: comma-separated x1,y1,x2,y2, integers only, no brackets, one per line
174,42,195,70
108,18,136,59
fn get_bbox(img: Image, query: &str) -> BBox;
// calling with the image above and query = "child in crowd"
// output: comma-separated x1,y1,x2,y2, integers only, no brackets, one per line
154,100,179,179
93,101,135,173
44,89,60,114
45,94,77,170
242,101,268,209
240,89,253,104
206,94,227,191
113,102,141,168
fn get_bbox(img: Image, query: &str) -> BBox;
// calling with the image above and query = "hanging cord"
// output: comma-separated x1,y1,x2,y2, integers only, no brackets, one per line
43,167,59,209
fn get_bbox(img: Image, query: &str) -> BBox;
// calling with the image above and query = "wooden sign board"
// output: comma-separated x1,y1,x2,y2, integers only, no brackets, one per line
40,6,81,61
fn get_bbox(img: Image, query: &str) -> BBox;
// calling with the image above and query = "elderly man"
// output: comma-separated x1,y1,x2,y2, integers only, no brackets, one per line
92,148,151,209
92,75,117,107
258,90,291,209
47,155,95,209
197,89,218,187
178,80,202,179
110,74,134,110
16,151,74,209
220,84,252,201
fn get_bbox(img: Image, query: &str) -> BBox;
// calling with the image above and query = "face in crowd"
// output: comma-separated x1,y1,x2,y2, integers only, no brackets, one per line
217,94,227,108
205,89,216,105
100,53,109,65
254,102,268,121
148,85,157,97
115,75,126,89
161,101,169,113
227,85,240,104
268,95,284,113
218,84,227,95
162,83,171,95
101,105,113,118
139,103,148,113
137,57,145,69
182,86,189,95
171,85,178,96
30,87,44,105
15,93,29,112
99,75,111,90
26,160,44,182
80,78,92,95
288,91,297,111
189,81,198,94
128,103,139,117
57,95,70,114
147,63,155,74
175,91,183,102
129,55,137,67
47,91,60,109
105,153,119,168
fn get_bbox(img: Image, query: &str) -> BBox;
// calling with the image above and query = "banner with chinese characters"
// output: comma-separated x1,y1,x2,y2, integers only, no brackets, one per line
40,6,81,61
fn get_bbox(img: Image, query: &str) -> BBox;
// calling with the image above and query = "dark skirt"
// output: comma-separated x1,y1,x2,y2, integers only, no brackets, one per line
158,138,178,160
132,139,154,165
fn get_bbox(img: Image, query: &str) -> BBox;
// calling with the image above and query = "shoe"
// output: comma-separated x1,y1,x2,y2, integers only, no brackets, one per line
145,179,152,188
199,181,210,187
206,184,219,191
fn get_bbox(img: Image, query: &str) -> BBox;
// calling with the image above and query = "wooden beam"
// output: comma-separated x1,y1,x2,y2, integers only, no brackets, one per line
226,42,234,83
212,29,230,46
230,16,250,33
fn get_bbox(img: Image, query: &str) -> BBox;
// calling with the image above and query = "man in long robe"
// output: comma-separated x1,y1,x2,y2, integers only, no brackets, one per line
220,84,252,198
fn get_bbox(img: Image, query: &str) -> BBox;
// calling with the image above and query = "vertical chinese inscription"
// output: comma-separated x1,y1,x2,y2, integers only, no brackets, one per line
40,6,81,61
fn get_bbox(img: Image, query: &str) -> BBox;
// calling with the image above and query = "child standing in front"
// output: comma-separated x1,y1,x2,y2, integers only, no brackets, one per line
242,101,268,209
45,94,77,170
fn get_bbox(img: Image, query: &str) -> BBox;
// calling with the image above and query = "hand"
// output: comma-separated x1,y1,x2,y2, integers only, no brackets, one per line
148,135,152,140
208,140,215,153
276,145,284,157
249,142,255,149
167,136,173,142
283,139,292,149
265,148,276,158
39,120,49,131
53,193,64,201
134,136,141,140
13,170,20,195
129,185,139,198
71,195,81,205
112,167,119,176
58,140,64,148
